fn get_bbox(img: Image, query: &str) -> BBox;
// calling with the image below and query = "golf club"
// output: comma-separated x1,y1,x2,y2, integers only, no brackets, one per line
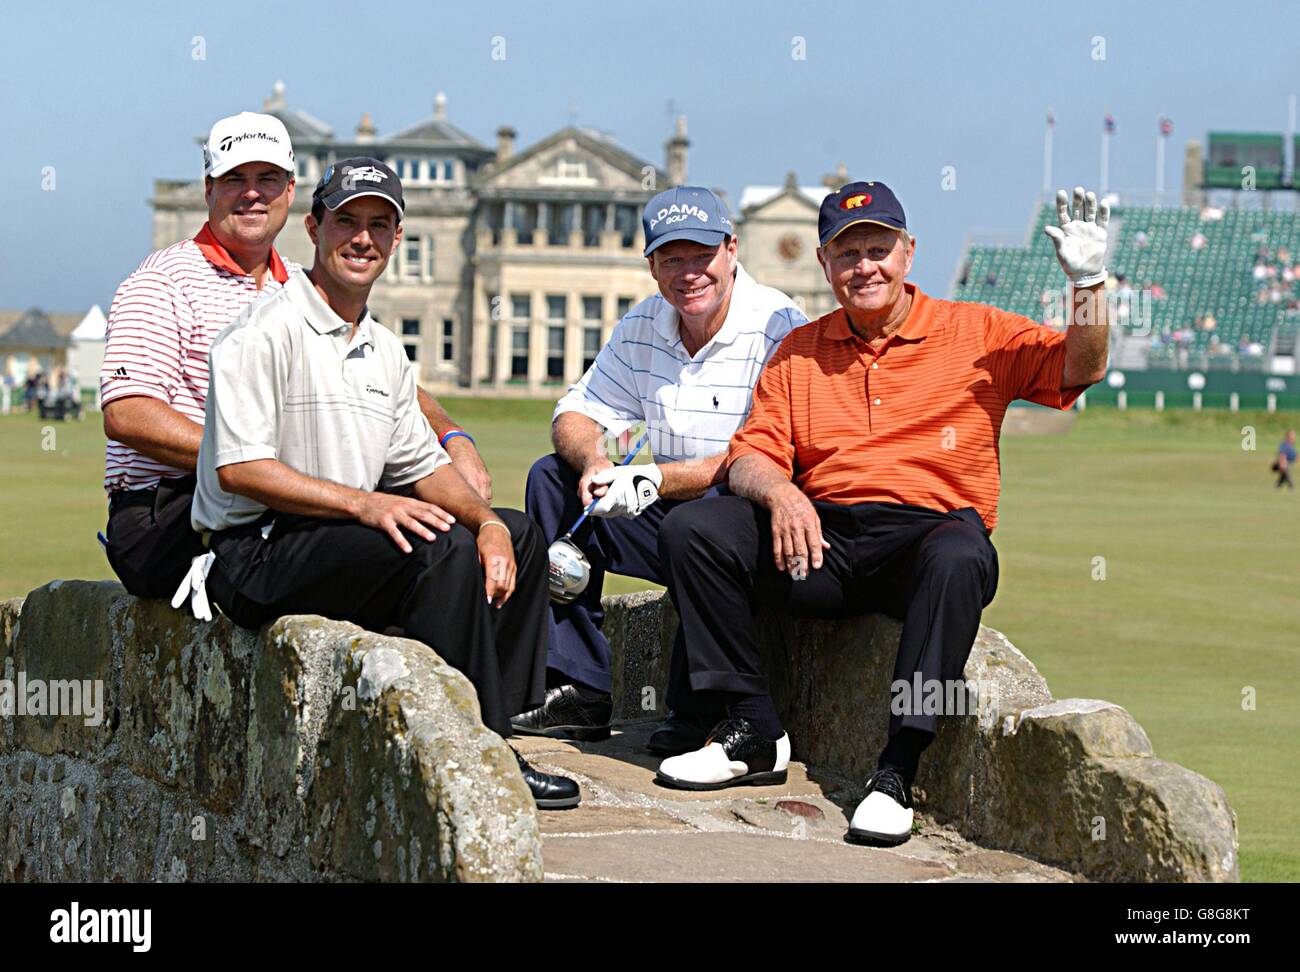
547,430,651,604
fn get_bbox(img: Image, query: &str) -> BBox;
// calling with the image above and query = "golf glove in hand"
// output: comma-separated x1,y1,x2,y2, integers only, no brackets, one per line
591,463,663,518
171,551,216,622
1044,186,1110,288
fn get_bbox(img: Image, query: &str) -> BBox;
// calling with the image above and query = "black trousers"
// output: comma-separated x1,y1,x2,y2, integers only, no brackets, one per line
525,451,726,710
658,496,1000,738
104,475,207,600
204,506,548,739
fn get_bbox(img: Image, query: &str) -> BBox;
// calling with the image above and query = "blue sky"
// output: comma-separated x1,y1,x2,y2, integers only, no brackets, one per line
1,0,1297,311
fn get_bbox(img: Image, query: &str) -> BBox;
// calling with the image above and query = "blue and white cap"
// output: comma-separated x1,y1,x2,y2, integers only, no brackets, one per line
642,186,733,256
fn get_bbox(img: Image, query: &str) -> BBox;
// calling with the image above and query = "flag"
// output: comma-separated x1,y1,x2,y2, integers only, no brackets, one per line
1104,113,1116,134
1159,116,1174,136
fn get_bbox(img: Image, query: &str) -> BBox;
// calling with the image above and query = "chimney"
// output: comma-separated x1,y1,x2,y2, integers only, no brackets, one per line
434,91,447,121
263,79,286,111
784,170,799,191
666,114,689,187
496,125,516,165
355,112,376,143
821,162,849,190
1183,139,1205,208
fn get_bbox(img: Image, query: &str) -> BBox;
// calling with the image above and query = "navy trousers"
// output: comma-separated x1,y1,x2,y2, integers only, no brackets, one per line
525,452,725,710
658,496,1000,739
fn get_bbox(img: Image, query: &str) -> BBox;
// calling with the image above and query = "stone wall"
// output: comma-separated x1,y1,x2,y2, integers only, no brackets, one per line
603,591,1239,883
1,582,1239,883
0,581,540,883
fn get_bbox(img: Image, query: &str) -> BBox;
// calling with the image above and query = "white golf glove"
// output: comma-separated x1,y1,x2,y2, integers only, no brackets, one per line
171,551,216,622
1044,186,1110,288
590,464,663,518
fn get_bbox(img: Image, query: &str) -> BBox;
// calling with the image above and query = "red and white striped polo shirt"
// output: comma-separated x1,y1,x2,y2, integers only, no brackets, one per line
100,224,298,491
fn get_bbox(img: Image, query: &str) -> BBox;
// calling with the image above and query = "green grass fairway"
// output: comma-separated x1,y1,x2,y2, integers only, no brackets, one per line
1,403,1297,880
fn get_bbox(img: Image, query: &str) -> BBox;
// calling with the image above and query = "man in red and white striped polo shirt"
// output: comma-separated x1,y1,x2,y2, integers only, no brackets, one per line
100,112,302,598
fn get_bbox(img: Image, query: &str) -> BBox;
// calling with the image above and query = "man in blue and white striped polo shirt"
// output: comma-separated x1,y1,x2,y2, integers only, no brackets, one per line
512,186,808,754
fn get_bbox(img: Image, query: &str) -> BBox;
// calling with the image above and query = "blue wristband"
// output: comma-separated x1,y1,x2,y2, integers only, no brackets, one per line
440,429,475,448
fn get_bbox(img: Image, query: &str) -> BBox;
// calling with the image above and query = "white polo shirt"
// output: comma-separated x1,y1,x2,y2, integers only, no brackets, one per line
100,226,298,491
192,271,450,533
554,264,808,461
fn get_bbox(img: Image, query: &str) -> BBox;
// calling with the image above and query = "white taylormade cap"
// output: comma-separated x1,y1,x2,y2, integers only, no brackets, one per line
203,112,295,178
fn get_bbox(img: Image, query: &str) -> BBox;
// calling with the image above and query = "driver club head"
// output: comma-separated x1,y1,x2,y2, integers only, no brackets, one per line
547,537,591,604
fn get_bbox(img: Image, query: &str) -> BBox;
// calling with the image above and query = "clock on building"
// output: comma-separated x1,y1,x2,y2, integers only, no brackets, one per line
777,234,802,263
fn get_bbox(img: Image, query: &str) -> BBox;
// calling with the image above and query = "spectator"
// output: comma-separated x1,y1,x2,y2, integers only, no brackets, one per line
985,270,998,287
1190,231,1207,251
1133,229,1149,248
1202,313,1216,331
1274,430,1297,491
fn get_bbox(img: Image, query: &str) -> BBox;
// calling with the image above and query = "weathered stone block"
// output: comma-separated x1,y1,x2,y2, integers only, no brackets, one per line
0,584,543,883
604,590,1238,883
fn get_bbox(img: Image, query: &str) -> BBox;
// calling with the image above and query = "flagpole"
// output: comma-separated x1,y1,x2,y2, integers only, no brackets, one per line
1044,109,1054,194
1155,119,1166,195
1101,128,1110,193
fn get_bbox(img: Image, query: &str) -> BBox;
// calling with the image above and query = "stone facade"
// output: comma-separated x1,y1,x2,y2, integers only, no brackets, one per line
148,84,840,393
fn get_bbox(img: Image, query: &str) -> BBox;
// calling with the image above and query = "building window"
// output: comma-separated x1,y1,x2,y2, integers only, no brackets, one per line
614,204,639,248
582,204,604,247
558,157,587,180
582,327,601,372
617,297,634,319
547,326,565,380
486,324,498,381
401,318,420,336
511,326,529,379
404,158,425,183
546,203,572,246
512,202,536,245
403,236,421,280
511,294,531,321
546,295,567,321
404,343,418,362
424,235,435,279
442,160,454,182
441,319,454,362
582,296,602,321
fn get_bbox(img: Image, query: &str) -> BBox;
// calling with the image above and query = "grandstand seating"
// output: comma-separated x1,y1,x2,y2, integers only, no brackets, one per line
952,203,1300,367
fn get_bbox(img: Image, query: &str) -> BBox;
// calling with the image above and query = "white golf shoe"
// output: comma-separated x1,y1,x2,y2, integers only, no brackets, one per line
655,718,790,790
847,768,914,845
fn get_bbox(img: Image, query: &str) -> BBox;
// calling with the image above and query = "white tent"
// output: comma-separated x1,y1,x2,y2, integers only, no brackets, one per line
68,305,107,408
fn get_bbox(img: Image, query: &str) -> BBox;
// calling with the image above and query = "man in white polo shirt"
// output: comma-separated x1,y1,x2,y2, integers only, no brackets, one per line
100,112,493,602
189,158,579,810
511,186,808,755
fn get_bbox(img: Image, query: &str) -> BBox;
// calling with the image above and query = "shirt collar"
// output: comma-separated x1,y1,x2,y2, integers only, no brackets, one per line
193,222,290,286
826,282,931,344
651,263,757,356
288,272,376,349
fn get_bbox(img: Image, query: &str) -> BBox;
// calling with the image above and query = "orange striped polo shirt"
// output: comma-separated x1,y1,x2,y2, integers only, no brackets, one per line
726,283,1089,531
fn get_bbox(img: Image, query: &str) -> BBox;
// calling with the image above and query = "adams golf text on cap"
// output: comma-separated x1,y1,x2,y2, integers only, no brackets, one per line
642,186,734,256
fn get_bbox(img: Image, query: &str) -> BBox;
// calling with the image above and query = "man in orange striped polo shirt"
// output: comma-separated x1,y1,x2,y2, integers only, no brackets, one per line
654,181,1110,846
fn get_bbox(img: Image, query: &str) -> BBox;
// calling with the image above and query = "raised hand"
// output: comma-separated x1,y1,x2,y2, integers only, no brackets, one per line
1044,186,1109,288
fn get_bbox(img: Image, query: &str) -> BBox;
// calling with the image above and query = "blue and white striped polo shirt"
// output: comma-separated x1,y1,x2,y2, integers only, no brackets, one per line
554,264,808,461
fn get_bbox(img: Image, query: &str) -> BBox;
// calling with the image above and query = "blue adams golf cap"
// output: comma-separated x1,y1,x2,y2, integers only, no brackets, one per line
642,186,734,256
818,180,907,246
